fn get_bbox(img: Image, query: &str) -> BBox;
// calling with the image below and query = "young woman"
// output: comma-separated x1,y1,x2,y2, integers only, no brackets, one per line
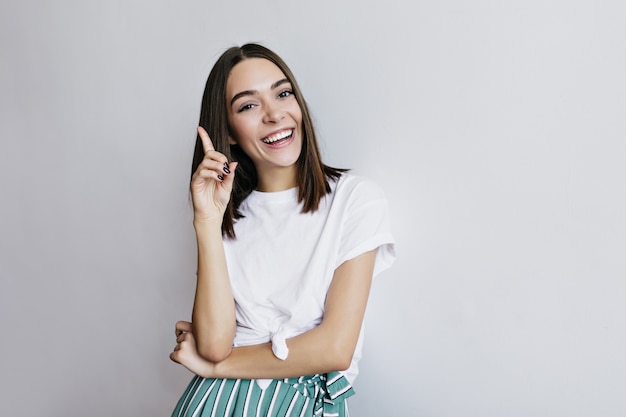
170,43,395,417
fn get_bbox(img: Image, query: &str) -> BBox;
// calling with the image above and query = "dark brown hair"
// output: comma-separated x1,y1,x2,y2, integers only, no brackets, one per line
192,43,346,238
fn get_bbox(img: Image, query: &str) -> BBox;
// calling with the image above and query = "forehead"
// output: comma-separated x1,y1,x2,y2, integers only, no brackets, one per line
226,58,288,97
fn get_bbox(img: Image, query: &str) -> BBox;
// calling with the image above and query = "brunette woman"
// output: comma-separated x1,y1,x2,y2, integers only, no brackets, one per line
170,43,395,417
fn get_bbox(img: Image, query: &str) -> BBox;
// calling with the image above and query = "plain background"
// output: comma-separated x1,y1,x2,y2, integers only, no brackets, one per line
1,0,625,416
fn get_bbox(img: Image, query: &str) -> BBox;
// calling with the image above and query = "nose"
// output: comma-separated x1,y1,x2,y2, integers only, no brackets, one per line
262,101,285,124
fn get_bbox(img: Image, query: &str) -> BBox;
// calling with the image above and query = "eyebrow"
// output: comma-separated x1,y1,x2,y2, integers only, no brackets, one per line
230,78,291,106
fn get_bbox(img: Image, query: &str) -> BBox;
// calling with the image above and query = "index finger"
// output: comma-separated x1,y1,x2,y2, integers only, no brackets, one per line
197,126,215,154
175,320,193,335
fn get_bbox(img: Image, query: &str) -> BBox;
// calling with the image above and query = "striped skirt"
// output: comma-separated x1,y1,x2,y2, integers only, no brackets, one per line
171,372,355,417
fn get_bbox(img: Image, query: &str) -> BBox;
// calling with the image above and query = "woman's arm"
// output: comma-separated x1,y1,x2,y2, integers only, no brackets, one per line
188,127,238,362
190,219,236,362
171,249,377,379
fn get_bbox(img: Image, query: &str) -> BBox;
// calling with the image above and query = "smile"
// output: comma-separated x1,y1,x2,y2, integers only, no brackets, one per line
262,129,293,144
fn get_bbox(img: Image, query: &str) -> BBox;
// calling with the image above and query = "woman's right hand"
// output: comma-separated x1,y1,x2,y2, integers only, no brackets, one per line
170,320,217,378
190,126,238,223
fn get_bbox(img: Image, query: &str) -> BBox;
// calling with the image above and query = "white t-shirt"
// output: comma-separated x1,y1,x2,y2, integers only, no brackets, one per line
223,173,396,384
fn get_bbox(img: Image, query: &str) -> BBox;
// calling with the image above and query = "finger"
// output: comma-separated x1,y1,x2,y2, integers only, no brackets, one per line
193,159,236,184
193,168,225,184
221,161,238,189
175,321,193,335
197,126,215,154
175,322,184,336
196,158,230,176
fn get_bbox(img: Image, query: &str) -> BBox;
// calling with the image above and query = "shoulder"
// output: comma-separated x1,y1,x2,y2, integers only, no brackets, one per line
332,173,388,205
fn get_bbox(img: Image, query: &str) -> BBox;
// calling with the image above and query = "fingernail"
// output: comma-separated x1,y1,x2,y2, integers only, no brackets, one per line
223,166,231,174
217,174,224,181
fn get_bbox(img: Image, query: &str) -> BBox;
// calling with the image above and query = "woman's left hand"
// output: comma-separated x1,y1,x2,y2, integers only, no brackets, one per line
170,321,216,377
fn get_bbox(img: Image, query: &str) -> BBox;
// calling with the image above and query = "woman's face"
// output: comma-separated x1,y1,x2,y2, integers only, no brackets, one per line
226,58,303,179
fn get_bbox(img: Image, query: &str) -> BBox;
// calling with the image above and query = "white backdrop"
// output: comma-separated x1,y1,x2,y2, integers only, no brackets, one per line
1,1,625,416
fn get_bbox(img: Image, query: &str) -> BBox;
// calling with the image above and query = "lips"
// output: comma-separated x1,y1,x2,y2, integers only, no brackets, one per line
262,129,294,144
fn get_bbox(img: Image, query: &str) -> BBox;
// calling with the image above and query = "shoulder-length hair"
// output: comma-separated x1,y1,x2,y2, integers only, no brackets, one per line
191,43,346,238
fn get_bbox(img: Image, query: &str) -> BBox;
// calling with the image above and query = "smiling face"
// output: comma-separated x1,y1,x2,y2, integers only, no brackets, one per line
226,58,303,190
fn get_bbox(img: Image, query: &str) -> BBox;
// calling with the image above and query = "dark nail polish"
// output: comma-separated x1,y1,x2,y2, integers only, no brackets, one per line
223,166,231,174
217,174,224,181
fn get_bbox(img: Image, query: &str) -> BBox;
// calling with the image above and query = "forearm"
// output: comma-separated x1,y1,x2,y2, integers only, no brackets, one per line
191,219,236,362
212,323,352,380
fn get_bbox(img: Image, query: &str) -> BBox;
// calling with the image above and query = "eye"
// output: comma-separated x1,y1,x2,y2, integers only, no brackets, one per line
278,89,294,99
237,103,255,113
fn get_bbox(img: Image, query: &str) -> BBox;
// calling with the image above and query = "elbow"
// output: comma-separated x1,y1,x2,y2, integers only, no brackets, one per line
317,323,358,371
327,341,355,371
197,344,232,363
331,356,352,372
192,322,235,363
335,352,353,372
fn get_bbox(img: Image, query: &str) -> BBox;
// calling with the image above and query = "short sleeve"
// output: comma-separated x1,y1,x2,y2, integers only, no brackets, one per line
335,178,396,277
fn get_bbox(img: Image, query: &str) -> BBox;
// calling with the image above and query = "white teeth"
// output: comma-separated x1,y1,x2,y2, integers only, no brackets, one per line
263,130,292,144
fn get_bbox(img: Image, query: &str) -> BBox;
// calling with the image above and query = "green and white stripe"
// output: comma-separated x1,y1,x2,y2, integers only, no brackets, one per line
171,372,355,417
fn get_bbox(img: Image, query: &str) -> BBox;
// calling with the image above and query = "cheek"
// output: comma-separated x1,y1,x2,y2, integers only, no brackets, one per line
290,104,304,125
293,102,302,125
229,116,255,143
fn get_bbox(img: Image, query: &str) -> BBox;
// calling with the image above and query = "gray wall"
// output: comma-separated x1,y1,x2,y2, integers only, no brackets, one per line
1,1,625,416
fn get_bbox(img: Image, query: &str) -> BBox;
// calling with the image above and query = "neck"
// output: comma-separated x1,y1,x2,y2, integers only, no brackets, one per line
256,165,297,192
